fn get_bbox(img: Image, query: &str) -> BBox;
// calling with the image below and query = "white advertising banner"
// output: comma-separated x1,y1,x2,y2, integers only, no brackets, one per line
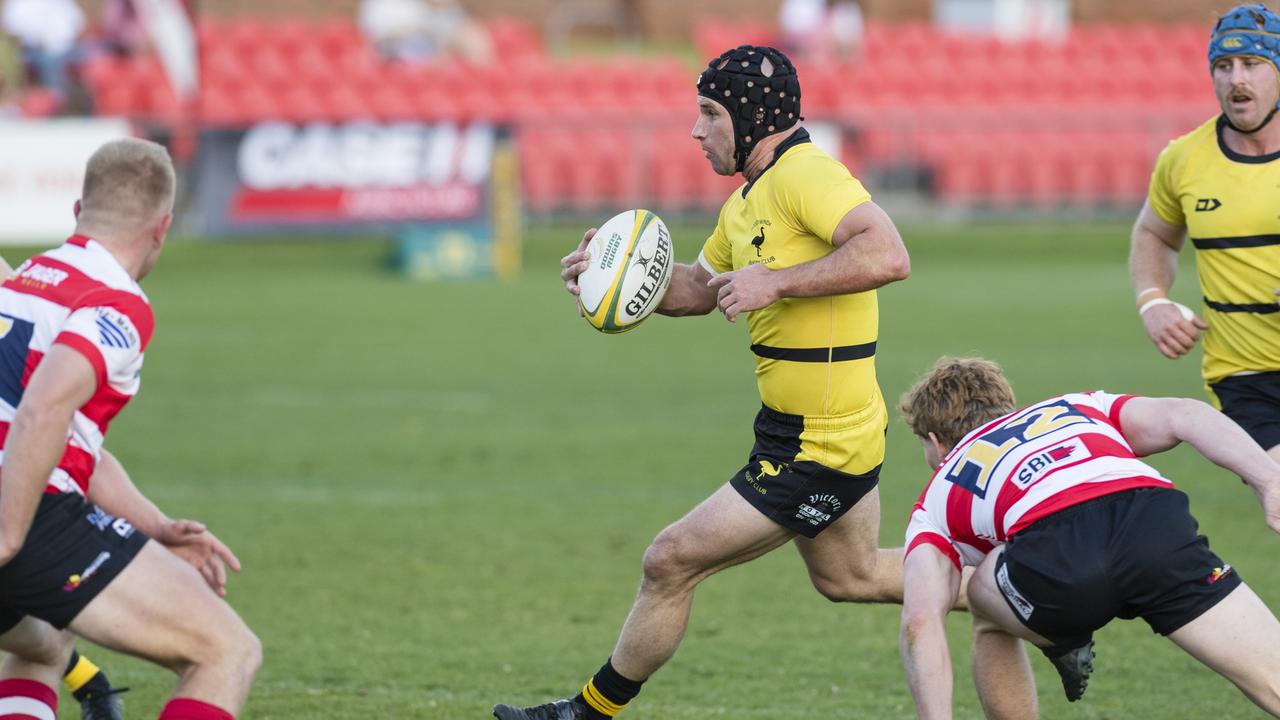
0,119,132,244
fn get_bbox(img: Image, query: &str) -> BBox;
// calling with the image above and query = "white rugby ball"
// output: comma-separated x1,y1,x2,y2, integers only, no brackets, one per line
578,209,673,334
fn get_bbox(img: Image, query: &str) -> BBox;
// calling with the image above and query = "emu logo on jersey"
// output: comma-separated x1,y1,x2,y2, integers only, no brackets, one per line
1013,437,1089,488
751,227,766,256
1195,198,1222,212
95,309,138,349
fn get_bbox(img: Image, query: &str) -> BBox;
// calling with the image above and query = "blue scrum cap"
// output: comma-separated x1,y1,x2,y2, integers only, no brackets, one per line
1209,3,1280,108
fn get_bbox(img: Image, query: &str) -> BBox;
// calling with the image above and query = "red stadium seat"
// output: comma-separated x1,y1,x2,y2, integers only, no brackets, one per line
18,88,61,118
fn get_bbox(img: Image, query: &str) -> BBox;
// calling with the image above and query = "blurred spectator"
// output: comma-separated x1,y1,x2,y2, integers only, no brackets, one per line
778,0,864,64
359,0,494,64
0,31,22,116
1,0,86,102
101,0,152,57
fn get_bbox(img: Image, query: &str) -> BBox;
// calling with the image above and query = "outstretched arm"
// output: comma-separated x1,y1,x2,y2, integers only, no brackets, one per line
88,450,242,596
1119,396,1280,534
1129,203,1206,359
709,201,909,321
901,545,962,720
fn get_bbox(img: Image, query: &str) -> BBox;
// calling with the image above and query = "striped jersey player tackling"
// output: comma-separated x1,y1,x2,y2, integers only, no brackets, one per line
0,139,260,720
898,357,1280,719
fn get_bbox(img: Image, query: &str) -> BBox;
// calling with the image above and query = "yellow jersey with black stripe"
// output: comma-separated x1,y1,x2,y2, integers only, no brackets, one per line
1148,115,1280,384
698,129,885,475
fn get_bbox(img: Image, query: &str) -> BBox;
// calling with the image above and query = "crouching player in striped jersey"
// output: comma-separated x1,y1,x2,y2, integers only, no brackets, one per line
0,138,260,720
897,357,1280,718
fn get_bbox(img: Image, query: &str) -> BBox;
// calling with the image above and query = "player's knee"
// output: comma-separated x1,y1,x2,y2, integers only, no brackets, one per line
175,614,261,683
238,626,263,681
641,531,698,590
17,627,74,667
216,619,261,682
810,568,890,604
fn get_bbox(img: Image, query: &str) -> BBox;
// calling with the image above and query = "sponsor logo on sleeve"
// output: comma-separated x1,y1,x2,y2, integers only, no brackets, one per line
95,309,138,349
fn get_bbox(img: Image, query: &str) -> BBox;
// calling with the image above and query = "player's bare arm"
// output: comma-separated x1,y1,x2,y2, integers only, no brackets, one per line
1129,202,1208,359
901,544,962,720
657,262,716,316
1119,396,1280,533
88,449,242,596
708,201,909,321
0,345,97,564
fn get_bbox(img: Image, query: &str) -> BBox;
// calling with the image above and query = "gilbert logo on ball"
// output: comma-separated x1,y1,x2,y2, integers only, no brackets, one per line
578,209,673,334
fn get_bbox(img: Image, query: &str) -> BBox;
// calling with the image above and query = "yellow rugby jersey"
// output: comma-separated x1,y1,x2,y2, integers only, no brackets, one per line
698,131,885,474
1149,115,1280,384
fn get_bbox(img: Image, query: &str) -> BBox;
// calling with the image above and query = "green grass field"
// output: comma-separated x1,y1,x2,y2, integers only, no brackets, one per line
30,219,1279,718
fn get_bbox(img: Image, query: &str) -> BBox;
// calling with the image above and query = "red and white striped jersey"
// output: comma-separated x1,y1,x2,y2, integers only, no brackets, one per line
0,235,153,496
905,391,1172,570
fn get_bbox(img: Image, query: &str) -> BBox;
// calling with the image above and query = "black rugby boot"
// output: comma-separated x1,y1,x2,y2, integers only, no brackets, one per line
492,698,585,720
78,687,127,720
1043,640,1095,702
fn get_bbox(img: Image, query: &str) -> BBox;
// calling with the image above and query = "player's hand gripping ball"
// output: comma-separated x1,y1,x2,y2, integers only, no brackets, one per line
577,209,673,333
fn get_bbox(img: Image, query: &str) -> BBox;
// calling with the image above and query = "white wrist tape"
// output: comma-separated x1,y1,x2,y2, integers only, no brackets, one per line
1138,298,1174,315
1140,298,1196,321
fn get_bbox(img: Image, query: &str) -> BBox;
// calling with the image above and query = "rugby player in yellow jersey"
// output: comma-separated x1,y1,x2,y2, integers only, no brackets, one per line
1131,4,1280,459
494,45,934,720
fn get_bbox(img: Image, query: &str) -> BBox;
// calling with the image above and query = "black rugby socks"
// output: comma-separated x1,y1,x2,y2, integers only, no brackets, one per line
576,658,644,719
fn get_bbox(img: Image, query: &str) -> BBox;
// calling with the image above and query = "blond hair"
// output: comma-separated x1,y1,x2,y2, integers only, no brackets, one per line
77,138,176,233
898,357,1017,448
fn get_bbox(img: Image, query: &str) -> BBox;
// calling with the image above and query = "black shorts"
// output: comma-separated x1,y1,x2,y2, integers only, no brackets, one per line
1209,372,1280,451
995,488,1240,647
729,405,880,538
0,492,149,634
